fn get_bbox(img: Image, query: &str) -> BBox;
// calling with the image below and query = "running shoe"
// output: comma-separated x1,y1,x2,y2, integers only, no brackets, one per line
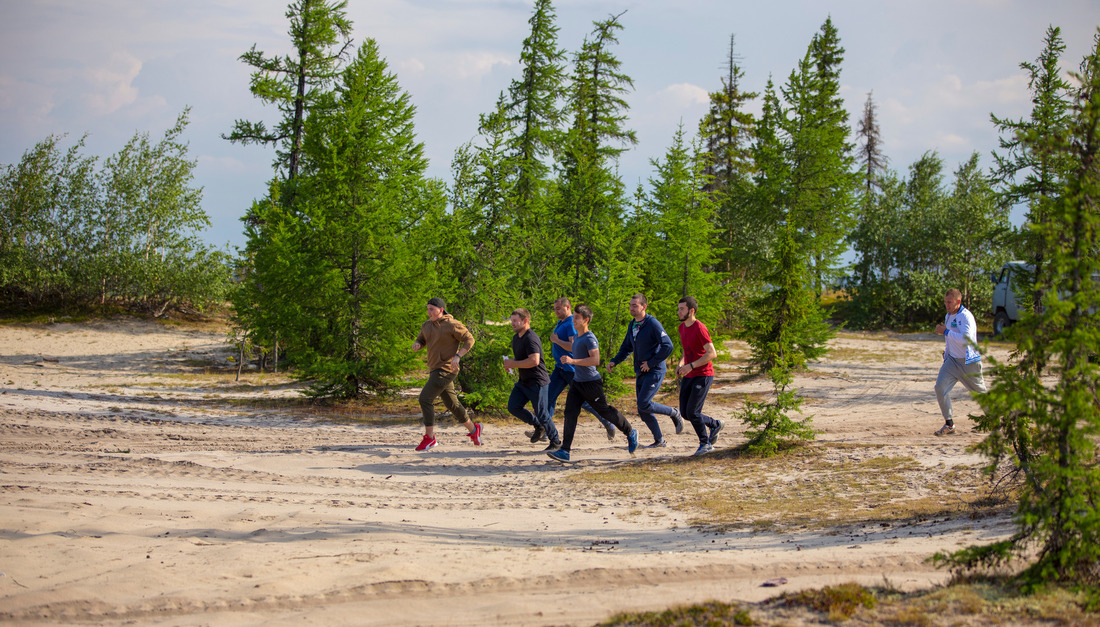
934,424,955,436
693,442,714,456
544,439,562,452
415,435,437,451
604,421,617,441
467,423,483,445
529,426,545,443
708,419,724,445
627,428,639,455
647,439,667,448
671,409,684,435
547,448,570,463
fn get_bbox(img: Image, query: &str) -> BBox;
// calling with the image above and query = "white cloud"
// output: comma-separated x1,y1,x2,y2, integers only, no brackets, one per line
82,52,143,115
655,83,709,108
398,58,427,76
449,51,513,81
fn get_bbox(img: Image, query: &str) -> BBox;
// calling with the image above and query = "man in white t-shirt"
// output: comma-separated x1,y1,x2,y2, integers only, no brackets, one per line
933,288,987,436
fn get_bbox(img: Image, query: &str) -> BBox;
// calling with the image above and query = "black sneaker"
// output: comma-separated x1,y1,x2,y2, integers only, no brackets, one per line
647,439,667,448
530,426,545,443
604,421,617,441
671,409,684,435
544,440,562,452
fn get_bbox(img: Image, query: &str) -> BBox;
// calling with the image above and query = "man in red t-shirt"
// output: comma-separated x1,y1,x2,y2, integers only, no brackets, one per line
674,296,723,456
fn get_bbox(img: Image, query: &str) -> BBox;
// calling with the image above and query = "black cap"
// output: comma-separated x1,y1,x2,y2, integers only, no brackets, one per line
427,297,446,310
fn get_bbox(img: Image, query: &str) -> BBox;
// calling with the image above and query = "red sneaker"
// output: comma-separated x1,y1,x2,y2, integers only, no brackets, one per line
466,423,483,446
415,434,437,451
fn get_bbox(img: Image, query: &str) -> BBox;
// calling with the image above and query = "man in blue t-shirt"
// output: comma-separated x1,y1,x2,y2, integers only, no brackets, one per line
547,305,638,463
608,293,683,447
545,297,616,441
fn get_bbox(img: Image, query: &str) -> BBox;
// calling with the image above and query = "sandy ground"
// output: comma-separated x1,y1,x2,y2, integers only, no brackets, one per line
0,318,1014,626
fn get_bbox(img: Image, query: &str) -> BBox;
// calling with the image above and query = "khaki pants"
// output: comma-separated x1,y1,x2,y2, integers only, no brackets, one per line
419,368,467,427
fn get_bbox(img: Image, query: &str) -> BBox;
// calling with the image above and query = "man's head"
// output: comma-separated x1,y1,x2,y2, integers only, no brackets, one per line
553,297,572,321
574,304,593,332
944,289,962,315
426,297,446,321
509,308,531,334
628,293,648,320
677,296,698,322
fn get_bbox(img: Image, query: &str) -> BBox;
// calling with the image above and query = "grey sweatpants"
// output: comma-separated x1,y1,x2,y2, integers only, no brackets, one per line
934,356,987,422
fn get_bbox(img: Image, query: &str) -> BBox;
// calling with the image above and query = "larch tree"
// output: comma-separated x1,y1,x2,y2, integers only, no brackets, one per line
223,0,353,186
697,34,761,324
942,33,1100,589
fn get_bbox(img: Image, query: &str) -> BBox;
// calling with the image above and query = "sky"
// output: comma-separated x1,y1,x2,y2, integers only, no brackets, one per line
2,0,1099,251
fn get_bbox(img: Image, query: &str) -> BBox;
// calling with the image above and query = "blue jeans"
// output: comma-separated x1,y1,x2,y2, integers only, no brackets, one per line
679,375,718,443
508,381,559,442
548,367,608,426
635,366,676,442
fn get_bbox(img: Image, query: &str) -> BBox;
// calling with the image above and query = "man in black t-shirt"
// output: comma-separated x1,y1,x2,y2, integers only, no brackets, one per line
503,308,561,451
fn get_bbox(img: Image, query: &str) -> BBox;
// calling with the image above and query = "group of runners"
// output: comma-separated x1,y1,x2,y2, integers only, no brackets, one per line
409,287,987,459
410,294,723,461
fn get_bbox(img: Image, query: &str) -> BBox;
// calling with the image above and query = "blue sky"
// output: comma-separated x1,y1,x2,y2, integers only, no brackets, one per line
2,0,1098,250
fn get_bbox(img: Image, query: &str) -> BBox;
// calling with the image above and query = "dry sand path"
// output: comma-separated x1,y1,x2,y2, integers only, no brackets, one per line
0,319,1013,625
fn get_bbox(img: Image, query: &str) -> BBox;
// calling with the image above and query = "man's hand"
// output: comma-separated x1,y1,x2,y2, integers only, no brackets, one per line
676,363,690,377
935,323,947,335
640,360,650,372
412,341,422,351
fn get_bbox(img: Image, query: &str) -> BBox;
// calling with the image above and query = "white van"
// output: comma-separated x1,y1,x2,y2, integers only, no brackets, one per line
991,261,1099,336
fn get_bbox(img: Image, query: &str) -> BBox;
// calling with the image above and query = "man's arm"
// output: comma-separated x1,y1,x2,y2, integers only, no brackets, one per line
676,342,717,377
505,353,541,369
608,328,633,369
563,348,600,368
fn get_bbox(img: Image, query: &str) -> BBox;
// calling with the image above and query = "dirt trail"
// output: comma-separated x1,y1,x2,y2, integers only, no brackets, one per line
0,319,1012,625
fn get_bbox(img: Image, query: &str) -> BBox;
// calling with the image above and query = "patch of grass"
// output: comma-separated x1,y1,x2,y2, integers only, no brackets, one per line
783,582,877,620
574,442,1007,531
600,600,755,626
624,580,1098,626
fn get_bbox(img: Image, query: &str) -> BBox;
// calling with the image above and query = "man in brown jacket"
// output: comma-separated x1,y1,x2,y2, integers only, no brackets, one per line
411,297,482,451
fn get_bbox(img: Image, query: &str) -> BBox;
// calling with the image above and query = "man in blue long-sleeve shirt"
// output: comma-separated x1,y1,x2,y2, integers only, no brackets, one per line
607,293,683,447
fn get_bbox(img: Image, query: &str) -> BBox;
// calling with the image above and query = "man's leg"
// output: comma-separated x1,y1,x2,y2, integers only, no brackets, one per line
418,368,449,429
934,358,961,427
436,370,469,424
561,384,584,452
680,377,709,442
534,383,559,443
578,379,632,435
551,367,609,433
507,382,539,427
636,369,667,442
960,362,988,395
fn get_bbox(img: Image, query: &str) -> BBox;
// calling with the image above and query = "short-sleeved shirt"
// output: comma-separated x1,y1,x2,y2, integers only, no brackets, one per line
551,316,577,372
678,320,714,378
571,331,602,383
512,329,550,386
